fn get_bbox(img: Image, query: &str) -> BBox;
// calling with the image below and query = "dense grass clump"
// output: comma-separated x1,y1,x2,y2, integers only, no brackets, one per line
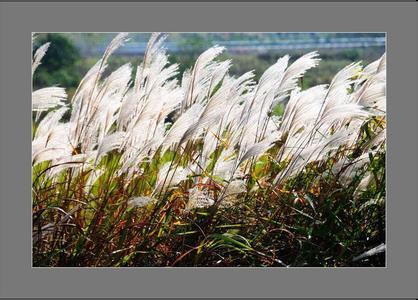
32,33,386,267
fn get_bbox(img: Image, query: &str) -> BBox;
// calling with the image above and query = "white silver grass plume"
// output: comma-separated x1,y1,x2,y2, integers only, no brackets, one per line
332,152,370,184
32,123,72,165
32,42,50,76
154,162,193,192
32,87,67,111
278,52,320,98
180,67,235,145
102,33,130,65
351,54,386,115
186,186,215,211
128,196,156,208
182,46,225,110
34,106,68,139
94,132,126,165
46,153,90,179
161,103,205,152
238,134,277,166
280,85,327,136
212,148,240,180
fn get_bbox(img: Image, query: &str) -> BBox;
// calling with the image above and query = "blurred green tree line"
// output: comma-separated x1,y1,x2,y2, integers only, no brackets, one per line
33,33,385,99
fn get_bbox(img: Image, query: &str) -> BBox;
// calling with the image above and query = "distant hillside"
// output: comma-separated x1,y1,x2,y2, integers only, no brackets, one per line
54,32,385,56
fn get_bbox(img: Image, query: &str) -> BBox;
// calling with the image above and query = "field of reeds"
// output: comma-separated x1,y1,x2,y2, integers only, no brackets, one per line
32,33,386,267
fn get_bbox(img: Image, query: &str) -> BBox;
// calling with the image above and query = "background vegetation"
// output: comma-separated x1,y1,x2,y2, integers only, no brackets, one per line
33,33,385,97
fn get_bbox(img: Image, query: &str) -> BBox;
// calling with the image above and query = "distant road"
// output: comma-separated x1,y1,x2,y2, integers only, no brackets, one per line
84,37,385,56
